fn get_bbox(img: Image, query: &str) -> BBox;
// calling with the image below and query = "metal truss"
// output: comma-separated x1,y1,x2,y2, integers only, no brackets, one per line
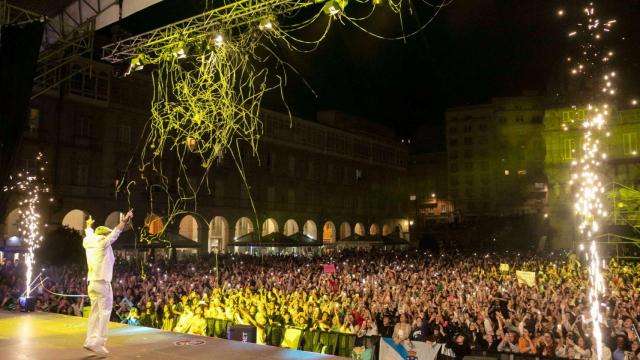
0,1,43,25
101,0,317,63
42,0,161,48
595,233,640,260
42,0,119,48
31,21,95,99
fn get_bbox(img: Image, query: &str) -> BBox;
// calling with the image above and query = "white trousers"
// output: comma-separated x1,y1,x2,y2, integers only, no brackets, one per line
84,280,113,347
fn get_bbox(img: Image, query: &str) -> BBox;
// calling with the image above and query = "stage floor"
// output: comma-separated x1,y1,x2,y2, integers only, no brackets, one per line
0,311,346,359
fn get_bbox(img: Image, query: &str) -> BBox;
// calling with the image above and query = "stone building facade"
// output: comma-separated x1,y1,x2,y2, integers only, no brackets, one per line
1,59,410,254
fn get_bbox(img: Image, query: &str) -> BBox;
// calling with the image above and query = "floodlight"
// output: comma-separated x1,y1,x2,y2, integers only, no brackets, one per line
323,0,348,16
259,17,275,31
172,42,188,59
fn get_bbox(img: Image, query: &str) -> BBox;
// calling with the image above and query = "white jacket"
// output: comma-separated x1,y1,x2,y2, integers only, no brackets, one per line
83,227,122,282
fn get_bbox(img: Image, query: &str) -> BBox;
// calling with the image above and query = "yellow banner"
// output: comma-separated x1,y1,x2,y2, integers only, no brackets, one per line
499,263,510,272
280,328,302,349
516,270,536,287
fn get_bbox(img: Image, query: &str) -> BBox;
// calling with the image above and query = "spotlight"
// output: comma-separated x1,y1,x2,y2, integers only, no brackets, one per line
209,32,224,47
172,42,188,59
186,137,198,152
323,0,348,16
125,54,148,75
259,17,275,31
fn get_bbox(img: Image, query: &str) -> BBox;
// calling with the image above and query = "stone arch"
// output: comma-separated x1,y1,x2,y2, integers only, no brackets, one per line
369,223,379,236
303,220,317,240
261,218,279,236
382,223,392,236
4,208,21,237
235,217,254,239
209,216,229,253
179,215,199,242
354,222,365,236
62,209,90,232
339,222,351,240
323,221,336,243
105,211,124,229
145,213,164,235
283,219,299,236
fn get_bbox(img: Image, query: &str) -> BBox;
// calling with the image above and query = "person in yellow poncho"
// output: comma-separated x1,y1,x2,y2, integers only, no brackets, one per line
186,306,207,336
161,304,175,331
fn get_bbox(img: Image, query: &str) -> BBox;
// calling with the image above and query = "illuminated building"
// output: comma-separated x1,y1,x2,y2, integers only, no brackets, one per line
543,107,640,249
445,94,546,217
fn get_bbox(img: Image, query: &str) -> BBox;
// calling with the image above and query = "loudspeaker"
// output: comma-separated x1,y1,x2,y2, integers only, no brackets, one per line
227,325,256,343
19,296,36,312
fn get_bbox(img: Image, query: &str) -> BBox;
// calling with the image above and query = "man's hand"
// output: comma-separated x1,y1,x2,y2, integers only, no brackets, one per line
123,209,134,223
86,216,94,229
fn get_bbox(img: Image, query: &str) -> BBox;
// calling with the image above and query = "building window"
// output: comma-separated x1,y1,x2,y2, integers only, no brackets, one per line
449,151,459,160
287,189,295,205
623,133,638,155
78,116,92,138
449,126,458,134
355,168,363,181
563,138,576,160
464,162,473,171
562,109,586,123
464,137,473,146
214,180,224,198
28,109,40,133
24,158,38,174
342,167,349,184
478,136,488,145
69,66,110,101
267,152,276,174
240,185,249,200
515,116,524,123
327,163,335,182
449,138,459,147
517,169,527,175
76,164,89,185
288,155,295,177
118,125,131,144
308,161,315,180
504,169,510,176
463,149,473,159
267,186,275,203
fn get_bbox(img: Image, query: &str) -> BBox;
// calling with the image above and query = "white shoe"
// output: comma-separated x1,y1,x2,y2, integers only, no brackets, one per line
84,344,109,355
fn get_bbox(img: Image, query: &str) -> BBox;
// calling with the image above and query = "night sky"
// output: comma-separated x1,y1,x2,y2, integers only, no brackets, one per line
99,0,640,149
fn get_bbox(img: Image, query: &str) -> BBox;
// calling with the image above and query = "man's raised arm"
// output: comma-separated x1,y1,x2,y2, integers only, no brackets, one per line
85,216,95,237
106,209,133,245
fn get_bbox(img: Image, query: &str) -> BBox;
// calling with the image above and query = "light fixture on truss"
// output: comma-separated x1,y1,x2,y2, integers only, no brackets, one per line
323,0,349,16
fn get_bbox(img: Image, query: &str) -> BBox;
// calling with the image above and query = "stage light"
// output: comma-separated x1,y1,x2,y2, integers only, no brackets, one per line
172,42,187,59
126,55,147,75
323,0,348,16
259,18,275,31
212,33,224,46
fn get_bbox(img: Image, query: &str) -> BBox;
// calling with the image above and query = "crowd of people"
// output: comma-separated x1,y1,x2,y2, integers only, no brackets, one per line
1,248,639,359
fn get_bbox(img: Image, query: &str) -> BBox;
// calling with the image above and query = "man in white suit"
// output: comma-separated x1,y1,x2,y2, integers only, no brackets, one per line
83,209,133,355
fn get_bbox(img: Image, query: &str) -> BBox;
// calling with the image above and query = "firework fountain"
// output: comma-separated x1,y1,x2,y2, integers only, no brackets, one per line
562,3,617,359
3,152,51,299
